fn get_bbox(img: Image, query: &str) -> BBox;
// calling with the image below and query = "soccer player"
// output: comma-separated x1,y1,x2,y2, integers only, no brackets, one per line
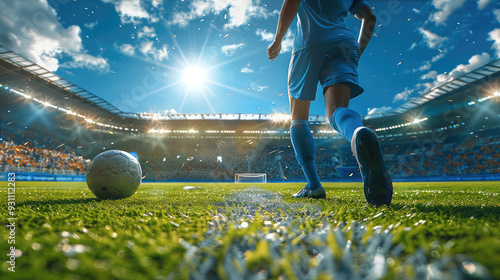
267,0,393,206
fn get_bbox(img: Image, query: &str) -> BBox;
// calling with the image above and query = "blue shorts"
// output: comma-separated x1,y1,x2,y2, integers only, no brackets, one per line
288,38,364,101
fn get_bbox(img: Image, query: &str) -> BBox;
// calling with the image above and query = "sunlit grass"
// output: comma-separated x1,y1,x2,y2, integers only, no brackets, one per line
0,181,498,279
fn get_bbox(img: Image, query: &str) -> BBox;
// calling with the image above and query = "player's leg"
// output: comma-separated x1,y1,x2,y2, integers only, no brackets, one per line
321,39,392,206
324,84,364,142
289,97,325,199
324,85,392,206
288,47,325,199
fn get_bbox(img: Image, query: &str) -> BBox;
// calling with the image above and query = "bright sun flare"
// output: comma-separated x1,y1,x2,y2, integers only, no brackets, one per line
183,66,206,88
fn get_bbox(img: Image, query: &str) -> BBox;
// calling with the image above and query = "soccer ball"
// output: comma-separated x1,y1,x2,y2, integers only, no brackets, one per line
86,150,142,199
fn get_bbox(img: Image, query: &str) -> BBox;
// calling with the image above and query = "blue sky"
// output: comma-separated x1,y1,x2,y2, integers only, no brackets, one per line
0,0,499,117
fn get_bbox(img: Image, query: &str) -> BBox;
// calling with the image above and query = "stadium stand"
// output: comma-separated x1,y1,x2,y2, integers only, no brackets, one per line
137,125,499,182
0,125,86,175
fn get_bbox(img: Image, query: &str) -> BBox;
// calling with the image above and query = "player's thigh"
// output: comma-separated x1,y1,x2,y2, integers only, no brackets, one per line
289,95,311,120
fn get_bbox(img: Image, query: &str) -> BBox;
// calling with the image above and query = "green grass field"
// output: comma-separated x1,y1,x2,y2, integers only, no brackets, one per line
1,181,499,279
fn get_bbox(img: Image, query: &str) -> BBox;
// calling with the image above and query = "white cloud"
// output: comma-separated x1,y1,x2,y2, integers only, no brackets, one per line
408,42,418,51
488,29,500,58
0,0,109,72
256,29,294,53
62,53,110,72
494,9,500,23
169,0,209,27
219,0,271,29
241,66,254,73
477,0,492,10
412,49,448,73
152,0,163,8
115,25,169,61
139,40,169,62
416,61,432,72
431,49,448,62
367,106,392,115
425,53,490,88
164,108,177,114
256,29,274,42
168,0,273,29
419,28,448,49
115,43,136,56
420,70,438,80
250,82,267,91
221,43,245,56
101,0,155,24
424,53,490,90
138,26,157,39
393,87,415,103
397,52,491,103
448,52,490,79
429,0,466,26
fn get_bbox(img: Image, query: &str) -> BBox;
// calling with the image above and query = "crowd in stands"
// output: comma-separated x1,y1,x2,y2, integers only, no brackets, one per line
1,125,498,181
0,129,86,174
383,129,499,177
140,128,499,181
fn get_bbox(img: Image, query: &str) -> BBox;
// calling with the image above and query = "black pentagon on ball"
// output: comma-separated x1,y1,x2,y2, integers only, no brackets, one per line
86,150,142,199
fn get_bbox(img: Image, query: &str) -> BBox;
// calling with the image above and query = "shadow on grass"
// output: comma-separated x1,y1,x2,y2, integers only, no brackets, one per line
18,197,102,207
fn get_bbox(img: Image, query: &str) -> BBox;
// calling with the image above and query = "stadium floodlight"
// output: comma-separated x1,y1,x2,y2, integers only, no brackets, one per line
478,96,494,102
271,113,291,123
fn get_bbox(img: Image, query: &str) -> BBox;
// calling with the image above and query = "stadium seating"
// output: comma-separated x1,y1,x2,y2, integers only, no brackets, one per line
1,122,498,181
0,127,86,175
139,127,499,181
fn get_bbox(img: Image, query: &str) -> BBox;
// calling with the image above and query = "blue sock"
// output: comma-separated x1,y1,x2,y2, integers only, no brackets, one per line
290,119,322,190
330,107,364,142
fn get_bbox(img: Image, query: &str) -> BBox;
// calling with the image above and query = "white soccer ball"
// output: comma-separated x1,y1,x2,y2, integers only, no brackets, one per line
86,150,142,199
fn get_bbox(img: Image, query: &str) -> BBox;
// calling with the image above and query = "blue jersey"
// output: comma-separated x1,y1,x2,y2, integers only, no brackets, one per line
293,0,369,53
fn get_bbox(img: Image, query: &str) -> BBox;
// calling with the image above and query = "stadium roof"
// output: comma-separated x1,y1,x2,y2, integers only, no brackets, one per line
0,45,122,116
364,58,500,120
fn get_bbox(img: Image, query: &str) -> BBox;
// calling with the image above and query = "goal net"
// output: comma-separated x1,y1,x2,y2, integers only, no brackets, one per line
235,173,267,183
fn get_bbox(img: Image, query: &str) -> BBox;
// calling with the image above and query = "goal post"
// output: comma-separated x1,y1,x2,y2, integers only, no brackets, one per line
235,173,267,183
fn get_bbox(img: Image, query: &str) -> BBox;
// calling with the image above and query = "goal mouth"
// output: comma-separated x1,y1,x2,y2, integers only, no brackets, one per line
234,173,267,183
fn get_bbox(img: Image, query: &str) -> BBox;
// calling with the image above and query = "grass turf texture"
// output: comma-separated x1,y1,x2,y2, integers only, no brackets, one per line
0,181,498,279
